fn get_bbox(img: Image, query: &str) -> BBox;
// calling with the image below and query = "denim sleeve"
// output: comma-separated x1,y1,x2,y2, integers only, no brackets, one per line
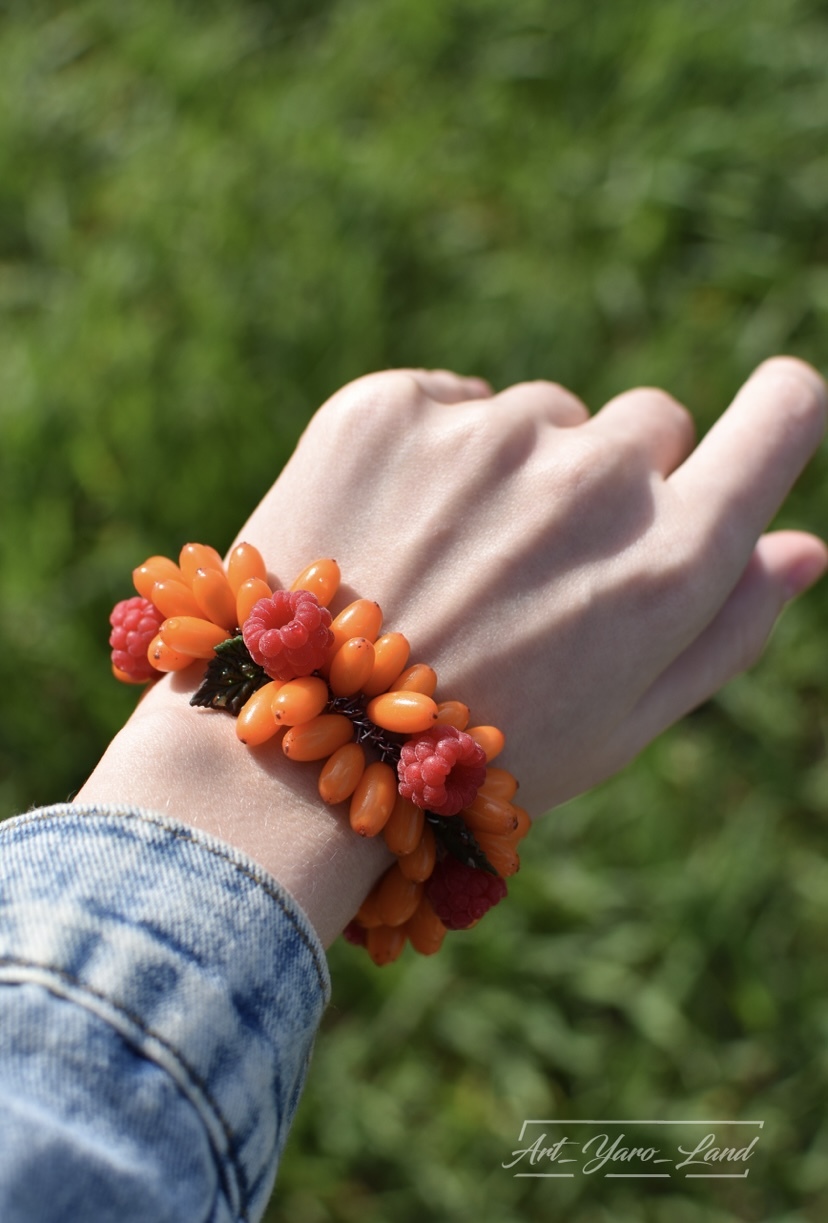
0,803,331,1223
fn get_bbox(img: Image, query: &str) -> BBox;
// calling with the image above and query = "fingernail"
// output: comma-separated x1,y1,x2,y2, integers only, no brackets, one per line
784,551,828,599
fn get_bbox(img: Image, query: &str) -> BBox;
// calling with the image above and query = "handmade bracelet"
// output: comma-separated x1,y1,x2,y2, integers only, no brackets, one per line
109,542,530,965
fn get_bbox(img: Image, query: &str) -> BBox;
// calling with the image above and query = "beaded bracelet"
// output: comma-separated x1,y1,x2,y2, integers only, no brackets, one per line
109,542,529,965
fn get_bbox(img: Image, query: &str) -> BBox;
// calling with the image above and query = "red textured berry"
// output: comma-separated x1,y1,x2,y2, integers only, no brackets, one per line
242,589,334,681
109,596,164,682
342,920,368,947
425,856,507,930
397,725,487,816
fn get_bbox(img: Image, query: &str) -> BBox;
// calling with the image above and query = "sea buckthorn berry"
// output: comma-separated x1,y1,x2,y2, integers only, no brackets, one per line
290,558,341,607
179,542,224,586
109,596,165,682
236,577,273,627
329,599,383,653
147,633,194,673
236,681,284,746
511,806,532,842
463,792,519,836
361,632,411,698
272,676,329,725
405,896,447,956
397,725,487,816
133,556,183,601
365,924,407,966
318,743,366,804
243,589,334,681
397,823,437,882
466,725,506,762
479,766,519,801
349,761,398,837
383,794,425,856
376,864,423,927
355,884,384,929
366,691,439,734
474,831,521,878
392,663,438,697
227,542,267,594
329,636,376,697
159,616,231,658
192,567,238,631
150,579,202,620
112,663,147,684
426,856,508,930
282,714,354,761
434,700,470,730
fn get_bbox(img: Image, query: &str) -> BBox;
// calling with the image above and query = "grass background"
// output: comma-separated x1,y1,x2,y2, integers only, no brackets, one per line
1,0,828,1219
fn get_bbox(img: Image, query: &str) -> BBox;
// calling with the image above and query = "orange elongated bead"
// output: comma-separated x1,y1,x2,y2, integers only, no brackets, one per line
328,636,375,697
361,632,411,698
356,883,384,928
366,691,438,734
150,579,202,619
236,681,284,746
383,794,424,856
160,616,231,657
392,662,438,697
290,558,341,607
236,577,273,627
434,700,470,730
349,761,398,837
479,766,519,801
398,824,437,882
179,542,224,585
112,663,147,685
366,924,407,966
227,542,267,594
511,805,532,842
318,742,366,804
282,714,354,761
463,792,519,836
329,599,383,652
406,896,447,956
147,633,195,673
133,556,182,600
475,830,521,878
376,863,423,927
272,676,329,725
192,566,238,631
467,725,506,762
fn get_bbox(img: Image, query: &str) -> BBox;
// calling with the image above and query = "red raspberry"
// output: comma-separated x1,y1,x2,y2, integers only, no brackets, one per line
109,596,164,682
242,589,334,681
397,725,487,816
426,856,507,930
342,920,367,947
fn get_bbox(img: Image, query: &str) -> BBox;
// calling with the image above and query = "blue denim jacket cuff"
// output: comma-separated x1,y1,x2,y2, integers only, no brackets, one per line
0,803,331,1220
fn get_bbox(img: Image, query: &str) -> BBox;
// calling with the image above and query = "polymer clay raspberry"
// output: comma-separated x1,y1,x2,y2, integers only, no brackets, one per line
109,596,164,682
243,588,334,681
426,855,508,930
397,724,487,816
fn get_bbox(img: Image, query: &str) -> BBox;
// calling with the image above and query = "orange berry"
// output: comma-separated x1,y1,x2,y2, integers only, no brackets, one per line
397,824,437,882
282,714,354,761
192,566,238,631
132,556,183,600
479,766,519,801
475,830,520,878
329,599,383,653
349,761,398,837
406,896,447,956
366,691,438,734
463,792,519,836
318,743,367,804
146,633,195,673
365,924,407,966
179,542,224,586
159,616,231,657
361,632,411,698
376,863,423,927
290,558,341,607
236,577,273,627
355,884,384,928
272,675,329,725
150,579,202,619
434,700,470,730
511,806,532,842
236,681,284,746
112,662,148,685
227,542,268,594
383,794,425,856
391,662,438,697
328,636,376,697
466,725,506,762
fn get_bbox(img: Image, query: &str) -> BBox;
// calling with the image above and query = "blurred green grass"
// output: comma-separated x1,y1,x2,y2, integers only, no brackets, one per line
1,1,828,1219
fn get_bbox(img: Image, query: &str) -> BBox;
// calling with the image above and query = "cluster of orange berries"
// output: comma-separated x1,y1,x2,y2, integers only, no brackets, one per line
111,542,530,965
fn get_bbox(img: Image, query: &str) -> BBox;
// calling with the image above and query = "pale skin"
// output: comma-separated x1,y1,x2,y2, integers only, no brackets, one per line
78,356,828,947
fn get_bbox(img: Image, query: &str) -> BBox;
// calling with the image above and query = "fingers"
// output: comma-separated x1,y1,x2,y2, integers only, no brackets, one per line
588,387,696,476
621,529,828,755
670,358,827,568
488,380,590,426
